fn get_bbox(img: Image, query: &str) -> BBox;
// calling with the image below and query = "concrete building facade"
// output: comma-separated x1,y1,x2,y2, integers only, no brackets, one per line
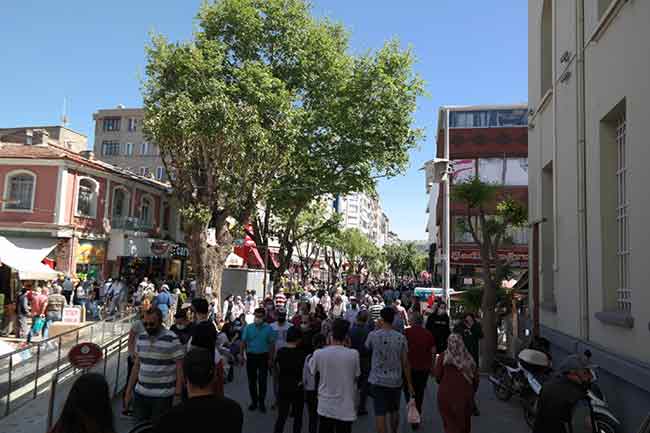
92,106,168,181
336,192,390,247
528,1,650,431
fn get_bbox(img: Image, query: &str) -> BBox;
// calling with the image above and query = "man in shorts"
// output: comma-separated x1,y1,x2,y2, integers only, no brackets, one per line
365,307,415,433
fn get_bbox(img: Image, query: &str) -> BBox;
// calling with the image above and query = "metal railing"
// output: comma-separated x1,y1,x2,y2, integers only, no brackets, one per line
46,331,131,433
111,216,153,231
0,314,135,419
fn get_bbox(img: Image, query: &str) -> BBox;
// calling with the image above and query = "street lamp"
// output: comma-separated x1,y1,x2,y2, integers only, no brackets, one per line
422,108,454,306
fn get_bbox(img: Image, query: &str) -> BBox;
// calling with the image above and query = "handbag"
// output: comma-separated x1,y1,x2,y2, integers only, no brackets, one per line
32,317,45,333
407,398,421,424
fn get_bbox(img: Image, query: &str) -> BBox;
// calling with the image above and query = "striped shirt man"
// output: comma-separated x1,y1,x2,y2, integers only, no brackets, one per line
368,303,384,323
135,328,185,398
274,292,287,309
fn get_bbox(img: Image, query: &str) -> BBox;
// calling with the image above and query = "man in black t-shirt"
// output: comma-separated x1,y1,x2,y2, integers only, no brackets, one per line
154,348,243,433
273,327,306,433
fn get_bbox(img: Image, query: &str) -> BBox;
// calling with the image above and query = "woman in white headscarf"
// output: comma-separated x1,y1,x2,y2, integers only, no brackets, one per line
434,333,479,433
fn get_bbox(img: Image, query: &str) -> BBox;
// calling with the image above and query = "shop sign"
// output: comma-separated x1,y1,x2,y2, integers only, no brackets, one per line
170,244,190,258
451,249,528,266
68,342,102,369
150,241,169,256
77,242,106,265
62,307,82,324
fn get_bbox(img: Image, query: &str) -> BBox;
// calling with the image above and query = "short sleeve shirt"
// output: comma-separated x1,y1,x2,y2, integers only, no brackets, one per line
241,323,274,354
135,329,185,398
365,328,407,388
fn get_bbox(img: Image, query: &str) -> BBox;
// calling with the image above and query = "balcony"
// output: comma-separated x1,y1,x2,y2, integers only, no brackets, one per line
111,217,153,231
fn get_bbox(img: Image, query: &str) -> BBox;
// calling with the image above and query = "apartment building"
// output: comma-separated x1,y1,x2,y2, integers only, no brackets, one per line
0,125,87,153
528,1,650,431
336,192,391,247
93,106,168,181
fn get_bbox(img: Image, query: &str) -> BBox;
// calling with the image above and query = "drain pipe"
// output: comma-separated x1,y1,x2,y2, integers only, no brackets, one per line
576,0,590,340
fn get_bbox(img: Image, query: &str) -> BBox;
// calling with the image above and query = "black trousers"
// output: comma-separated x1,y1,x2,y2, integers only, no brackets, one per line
318,416,352,433
408,369,429,415
305,390,318,433
246,352,269,406
274,389,304,433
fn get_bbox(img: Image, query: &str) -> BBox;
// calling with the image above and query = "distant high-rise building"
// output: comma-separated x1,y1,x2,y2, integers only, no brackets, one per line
336,192,390,247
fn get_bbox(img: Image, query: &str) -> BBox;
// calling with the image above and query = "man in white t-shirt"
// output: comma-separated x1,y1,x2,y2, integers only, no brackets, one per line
309,318,360,433
270,309,291,408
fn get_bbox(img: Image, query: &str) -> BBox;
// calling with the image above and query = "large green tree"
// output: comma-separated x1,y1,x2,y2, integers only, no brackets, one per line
142,1,298,298
453,176,527,369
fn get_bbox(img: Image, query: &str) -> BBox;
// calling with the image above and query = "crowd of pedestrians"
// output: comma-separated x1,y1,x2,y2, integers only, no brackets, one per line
46,279,493,433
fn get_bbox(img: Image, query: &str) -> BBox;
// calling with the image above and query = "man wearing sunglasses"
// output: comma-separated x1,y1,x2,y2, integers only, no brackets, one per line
125,307,185,424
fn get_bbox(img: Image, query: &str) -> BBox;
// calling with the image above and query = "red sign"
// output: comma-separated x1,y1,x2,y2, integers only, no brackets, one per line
68,342,103,369
451,248,528,266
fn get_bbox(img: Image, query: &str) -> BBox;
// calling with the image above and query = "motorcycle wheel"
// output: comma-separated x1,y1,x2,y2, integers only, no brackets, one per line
523,396,538,429
594,414,619,433
492,365,513,401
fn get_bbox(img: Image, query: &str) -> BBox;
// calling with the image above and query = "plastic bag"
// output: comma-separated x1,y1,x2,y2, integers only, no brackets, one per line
32,317,44,333
407,398,421,424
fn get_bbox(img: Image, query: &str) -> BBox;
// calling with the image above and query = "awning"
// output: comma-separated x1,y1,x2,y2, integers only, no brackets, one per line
0,236,59,281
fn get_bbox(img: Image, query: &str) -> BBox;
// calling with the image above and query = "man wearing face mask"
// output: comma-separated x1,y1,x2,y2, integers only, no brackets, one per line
125,308,185,424
533,354,597,433
240,307,276,412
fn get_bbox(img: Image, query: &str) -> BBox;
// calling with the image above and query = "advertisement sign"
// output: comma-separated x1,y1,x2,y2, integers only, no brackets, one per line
150,241,169,256
62,307,82,324
68,342,103,369
77,241,106,265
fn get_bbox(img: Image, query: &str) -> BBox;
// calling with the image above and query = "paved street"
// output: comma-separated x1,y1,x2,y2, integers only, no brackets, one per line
114,367,530,433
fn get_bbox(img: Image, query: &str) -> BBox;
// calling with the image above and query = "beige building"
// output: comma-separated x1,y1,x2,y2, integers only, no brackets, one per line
93,106,168,181
337,192,391,247
0,125,87,153
528,0,650,430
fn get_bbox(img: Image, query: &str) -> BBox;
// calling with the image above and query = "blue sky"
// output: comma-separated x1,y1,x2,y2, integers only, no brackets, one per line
0,0,527,241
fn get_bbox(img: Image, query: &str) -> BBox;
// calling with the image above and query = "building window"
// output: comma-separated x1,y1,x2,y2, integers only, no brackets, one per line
504,158,529,186
155,167,165,181
124,142,134,156
102,117,121,132
3,170,36,211
478,158,505,184
127,118,138,132
139,167,150,177
451,159,476,184
140,197,152,224
541,0,553,96
600,100,629,313
141,142,150,155
453,216,475,243
615,116,630,312
76,177,99,218
449,110,528,128
112,188,130,220
101,140,120,156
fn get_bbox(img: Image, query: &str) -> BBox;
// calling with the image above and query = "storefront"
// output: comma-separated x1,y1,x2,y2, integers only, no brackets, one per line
75,240,107,281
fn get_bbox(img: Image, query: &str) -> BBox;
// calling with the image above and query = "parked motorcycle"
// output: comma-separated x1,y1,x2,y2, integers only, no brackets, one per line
490,348,621,432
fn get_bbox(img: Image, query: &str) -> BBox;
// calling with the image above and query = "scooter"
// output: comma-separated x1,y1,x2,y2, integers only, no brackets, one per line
490,349,621,432
489,347,551,427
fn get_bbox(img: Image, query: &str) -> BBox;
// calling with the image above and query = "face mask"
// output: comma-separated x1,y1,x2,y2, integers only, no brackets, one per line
300,324,309,331
175,324,186,330
254,317,264,325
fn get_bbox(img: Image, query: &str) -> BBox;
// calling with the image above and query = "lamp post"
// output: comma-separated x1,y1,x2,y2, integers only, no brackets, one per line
422,109,453,306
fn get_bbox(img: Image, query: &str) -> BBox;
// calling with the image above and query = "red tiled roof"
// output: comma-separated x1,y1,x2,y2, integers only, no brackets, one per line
0,142,170,191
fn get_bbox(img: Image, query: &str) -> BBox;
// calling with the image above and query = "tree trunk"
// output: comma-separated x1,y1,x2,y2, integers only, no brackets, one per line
186,222,229,304
480,278,498,371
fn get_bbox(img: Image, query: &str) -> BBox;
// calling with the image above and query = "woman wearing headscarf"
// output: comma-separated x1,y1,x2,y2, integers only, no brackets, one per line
434,333,480,433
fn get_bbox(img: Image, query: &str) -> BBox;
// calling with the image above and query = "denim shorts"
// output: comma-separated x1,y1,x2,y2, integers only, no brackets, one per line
371,384,402,415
